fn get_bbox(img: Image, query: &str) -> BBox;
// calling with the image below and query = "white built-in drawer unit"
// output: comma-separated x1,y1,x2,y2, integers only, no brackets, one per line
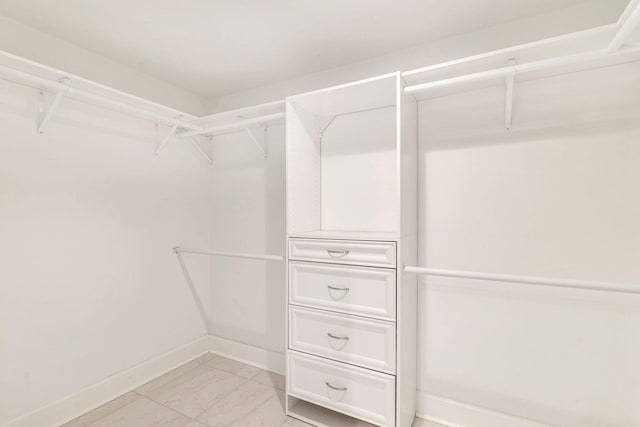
289,306,396,373
289,238,396,268
289,261,396,320
286,73,417,427
288,351,396,427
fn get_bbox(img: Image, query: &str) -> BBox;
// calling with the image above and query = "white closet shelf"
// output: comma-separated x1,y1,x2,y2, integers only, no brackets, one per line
287,73,397,119
0,49,285,161
403,44,640,101
403,0,640,100
178,101,285,138
2,0,639,147
0,49,199,125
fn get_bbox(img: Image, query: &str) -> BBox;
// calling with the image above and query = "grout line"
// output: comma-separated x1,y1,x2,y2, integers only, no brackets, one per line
131,392,202,424
61,392,141,427
71,353,286,427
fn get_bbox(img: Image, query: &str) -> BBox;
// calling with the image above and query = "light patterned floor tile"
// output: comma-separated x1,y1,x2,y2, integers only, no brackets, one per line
228,390,287,427
280,416,313,426
251,370,285,390
184,420,207,427
136,360,202,395
412,418,447,427
88,396,190,427
196,380,277,426
206,356,261,378
192,352,216,365
147,364,245,418
62,392,140,427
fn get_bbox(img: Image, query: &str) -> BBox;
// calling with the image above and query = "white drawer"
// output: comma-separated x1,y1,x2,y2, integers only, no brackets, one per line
289,307,395,374
287,351,395,427
288,238,396,268
289,261,396,321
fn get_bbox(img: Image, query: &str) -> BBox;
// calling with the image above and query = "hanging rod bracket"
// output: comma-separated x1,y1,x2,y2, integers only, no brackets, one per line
176,112,284,138
190,137,213,165
155,119,181,155
504,58,516,131
240,116,268,157
37,77,70,134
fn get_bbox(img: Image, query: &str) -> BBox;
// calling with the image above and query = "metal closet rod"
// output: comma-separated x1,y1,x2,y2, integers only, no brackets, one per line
403,0,640,95
173,246,284,262
403,44,640,94
0,63,284,136
0,63,203,131
177,112,285,138
404,266,640,295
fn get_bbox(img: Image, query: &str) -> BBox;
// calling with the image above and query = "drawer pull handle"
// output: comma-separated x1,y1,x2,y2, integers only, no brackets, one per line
327,285,350,293
325,382,348,392
327,332,350,341
327,249,349,258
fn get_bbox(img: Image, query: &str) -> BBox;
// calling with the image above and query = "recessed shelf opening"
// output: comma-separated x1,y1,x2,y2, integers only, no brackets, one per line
286,74,402,239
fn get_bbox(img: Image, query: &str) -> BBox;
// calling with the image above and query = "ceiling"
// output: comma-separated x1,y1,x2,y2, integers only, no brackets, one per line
0,0,595,99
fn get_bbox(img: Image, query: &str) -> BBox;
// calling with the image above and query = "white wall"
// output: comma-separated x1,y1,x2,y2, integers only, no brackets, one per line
0,79,211,424
418,61,640,427
0,16,205,116
208,126,286,355
2,2,638,425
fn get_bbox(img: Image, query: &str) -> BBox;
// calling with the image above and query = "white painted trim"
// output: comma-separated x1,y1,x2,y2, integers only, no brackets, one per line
5,336,209,427
416,391,553,427
208,334,286,375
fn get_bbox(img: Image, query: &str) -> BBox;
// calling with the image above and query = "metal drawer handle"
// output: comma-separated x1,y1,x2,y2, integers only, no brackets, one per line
327,332,350,341
327,285,350,293
325,382,348,392
327,249,349,258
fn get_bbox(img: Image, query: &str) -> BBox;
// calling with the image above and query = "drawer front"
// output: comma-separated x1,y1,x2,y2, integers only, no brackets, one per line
289,307,396,374
289,261,396,320
289,238,396,268
287,351,395,427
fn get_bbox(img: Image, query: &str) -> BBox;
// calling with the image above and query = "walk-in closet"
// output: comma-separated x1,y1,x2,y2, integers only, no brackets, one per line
1,1,640,427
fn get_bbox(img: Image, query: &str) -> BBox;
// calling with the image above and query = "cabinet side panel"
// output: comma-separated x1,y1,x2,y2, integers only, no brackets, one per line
397,75,418,427
286,102,321,234
400,77,418,239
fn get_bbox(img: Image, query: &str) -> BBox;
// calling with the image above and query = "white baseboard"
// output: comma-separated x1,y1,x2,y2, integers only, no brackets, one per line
416,392,552,427
5,336,209,427
208,334,286,375
5,336,554,427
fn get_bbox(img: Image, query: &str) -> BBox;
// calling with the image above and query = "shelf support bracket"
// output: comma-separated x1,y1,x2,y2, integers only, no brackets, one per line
319,115,337,138
504,59,516,131
190,137,213,165
155,122,179,155
240,117,268,157
37,78,70,134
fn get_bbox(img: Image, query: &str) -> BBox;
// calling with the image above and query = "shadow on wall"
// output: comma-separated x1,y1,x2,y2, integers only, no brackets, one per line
423,112,640,153
206,124,287,356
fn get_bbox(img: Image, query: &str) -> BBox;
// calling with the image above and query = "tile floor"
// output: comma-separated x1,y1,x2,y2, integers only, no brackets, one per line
63,353,444,427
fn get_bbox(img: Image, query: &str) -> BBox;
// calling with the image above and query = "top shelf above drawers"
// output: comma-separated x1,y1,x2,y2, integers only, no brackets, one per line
288,238,396,268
